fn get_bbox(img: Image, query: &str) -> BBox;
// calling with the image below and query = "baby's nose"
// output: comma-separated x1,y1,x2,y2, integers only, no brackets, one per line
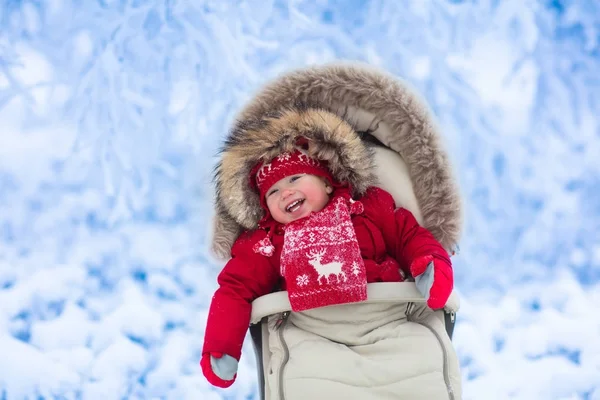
281,188,294,198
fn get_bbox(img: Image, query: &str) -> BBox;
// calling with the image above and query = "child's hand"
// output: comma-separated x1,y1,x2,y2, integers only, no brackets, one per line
200,352,238,388
410,255,453,310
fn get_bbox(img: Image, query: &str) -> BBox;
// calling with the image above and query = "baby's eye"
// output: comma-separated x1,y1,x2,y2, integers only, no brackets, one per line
267,188,278,197
290,175,302,183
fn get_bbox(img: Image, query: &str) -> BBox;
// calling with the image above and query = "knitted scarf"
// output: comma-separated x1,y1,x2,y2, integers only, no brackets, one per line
280,194,367,312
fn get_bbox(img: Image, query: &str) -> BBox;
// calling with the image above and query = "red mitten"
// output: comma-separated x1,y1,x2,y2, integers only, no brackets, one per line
410,255,453,310
200,352,238,388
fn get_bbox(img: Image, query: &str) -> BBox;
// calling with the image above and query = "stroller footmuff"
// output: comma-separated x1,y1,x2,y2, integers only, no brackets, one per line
250,283,459,400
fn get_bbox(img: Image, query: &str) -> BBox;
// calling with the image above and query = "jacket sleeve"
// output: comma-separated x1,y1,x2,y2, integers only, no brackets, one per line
362,187,452,274
392,208,451,270
202,231,279,361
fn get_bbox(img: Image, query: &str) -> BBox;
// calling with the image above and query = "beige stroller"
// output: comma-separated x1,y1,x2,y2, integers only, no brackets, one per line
213,63,463,400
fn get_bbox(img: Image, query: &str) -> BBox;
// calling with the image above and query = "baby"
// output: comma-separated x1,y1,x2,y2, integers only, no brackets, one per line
201,146,453,388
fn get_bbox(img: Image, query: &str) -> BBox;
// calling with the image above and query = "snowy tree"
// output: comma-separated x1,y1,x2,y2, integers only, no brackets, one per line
0,1,599,398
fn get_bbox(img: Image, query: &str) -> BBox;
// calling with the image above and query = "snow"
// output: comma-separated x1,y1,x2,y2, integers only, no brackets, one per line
457,273,600,399
0,1,599,399
0,333,80,399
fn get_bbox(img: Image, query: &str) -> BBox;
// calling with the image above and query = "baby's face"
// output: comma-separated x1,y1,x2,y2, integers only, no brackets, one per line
265,174,332,224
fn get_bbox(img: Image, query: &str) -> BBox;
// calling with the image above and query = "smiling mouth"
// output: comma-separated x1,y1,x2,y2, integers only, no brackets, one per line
286,199,305,213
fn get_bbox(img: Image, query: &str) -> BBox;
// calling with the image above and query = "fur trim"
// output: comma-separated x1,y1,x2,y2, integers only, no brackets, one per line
212,107,376,258
212,62,462,259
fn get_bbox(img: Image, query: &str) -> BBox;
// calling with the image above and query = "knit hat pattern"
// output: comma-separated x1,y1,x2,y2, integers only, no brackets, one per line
253,149,333,199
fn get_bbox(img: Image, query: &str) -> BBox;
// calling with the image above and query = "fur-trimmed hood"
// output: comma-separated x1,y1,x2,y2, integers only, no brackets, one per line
212,63,462,259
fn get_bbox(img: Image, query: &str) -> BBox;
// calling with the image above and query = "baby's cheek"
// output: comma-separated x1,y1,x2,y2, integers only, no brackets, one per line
266,199,279,215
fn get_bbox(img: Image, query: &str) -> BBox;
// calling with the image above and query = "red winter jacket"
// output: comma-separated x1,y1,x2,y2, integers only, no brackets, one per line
202,186,452,362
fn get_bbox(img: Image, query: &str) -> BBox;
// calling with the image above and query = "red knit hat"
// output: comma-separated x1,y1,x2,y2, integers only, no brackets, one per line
250,149,334,199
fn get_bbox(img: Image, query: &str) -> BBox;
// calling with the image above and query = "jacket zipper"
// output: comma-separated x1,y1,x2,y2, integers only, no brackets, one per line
406,302,455,400
275,312,290,400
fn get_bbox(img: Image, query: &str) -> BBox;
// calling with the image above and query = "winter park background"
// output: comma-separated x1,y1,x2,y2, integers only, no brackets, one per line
1,1,599,399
